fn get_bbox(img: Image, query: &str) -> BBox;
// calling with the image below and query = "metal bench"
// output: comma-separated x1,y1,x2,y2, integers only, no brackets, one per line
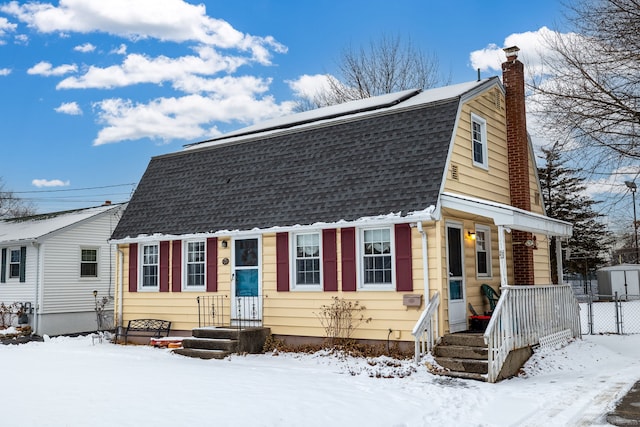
119,319,172,345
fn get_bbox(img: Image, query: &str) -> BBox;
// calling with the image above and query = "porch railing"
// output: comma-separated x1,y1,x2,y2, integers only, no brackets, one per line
411,292,440,363
196,295,263,329
483,284,581,383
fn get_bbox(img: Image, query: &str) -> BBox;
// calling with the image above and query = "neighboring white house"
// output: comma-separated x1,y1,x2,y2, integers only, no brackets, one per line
0,203,125,336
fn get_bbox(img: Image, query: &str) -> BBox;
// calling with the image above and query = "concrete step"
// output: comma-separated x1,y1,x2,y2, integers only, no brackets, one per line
439,332,486,347
433,344,488,360
172,348,230,360
192,327,240,340
432,369,488,382
434,357,489,375
182,337,238,352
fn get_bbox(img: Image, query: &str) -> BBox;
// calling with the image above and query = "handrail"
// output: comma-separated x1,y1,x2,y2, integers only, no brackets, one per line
411,291,440,363
483,284,581,382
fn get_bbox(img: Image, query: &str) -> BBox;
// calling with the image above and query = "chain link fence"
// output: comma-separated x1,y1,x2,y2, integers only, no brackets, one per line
577,294,640,335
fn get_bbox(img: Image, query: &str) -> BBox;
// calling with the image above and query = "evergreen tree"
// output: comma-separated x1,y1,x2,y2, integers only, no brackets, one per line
538,143,612,284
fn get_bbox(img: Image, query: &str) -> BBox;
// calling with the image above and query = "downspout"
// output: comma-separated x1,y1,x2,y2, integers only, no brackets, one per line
416,222,430,295
31,241,41,336
117,247,124,331
555,238,564,285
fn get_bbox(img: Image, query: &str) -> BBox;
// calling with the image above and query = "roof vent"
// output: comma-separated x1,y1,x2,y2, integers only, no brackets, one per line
451,164,459,181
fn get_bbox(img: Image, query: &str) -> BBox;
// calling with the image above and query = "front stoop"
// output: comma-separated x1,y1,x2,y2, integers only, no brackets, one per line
172,327,271,360
431,332,488,382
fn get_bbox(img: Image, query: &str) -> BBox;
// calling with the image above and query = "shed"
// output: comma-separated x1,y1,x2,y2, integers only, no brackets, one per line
596,264,640,299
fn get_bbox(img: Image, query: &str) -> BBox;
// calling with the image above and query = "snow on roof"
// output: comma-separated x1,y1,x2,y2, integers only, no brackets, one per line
186,88,420,149
0,204,121,244
184,79,497,152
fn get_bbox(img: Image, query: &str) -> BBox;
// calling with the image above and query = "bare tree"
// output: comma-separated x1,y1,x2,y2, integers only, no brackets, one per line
530,0,640,172
0,178,36,218
304,35,449,109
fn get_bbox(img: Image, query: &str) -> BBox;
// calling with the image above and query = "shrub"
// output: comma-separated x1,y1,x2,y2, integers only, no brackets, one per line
315,297,371,346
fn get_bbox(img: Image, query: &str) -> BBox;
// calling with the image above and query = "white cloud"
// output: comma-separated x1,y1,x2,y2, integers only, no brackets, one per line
28,61,77,76
32,178,70,187
111,43,127,55
74,42,95,52
92,93,296,146
286,74,332,99
14,33,28,45
1,0,286,64
0,16,17,44
54,101,82,115
469,27,561,77
0,68,11,76
57,48,247,90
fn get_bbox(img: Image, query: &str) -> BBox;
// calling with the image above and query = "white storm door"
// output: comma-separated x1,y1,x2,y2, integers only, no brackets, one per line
447,224,467,333
231,237,262,325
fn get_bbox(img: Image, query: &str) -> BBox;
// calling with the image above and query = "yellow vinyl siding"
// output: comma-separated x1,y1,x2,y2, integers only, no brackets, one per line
444,86,510,205
117,226,431,342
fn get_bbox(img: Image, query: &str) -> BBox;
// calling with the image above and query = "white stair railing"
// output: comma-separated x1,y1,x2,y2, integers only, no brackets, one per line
483,284,581,383
412,292,440,363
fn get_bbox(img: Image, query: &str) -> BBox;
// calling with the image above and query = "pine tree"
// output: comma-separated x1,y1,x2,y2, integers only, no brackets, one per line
538,143,612,284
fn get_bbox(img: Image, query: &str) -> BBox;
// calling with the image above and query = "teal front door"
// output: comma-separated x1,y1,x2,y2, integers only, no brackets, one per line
232,237,262,325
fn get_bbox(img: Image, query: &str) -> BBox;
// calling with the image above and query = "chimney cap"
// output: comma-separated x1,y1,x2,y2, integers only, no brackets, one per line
503,46,520,60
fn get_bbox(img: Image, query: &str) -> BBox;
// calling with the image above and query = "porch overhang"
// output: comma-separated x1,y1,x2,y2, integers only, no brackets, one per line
438,192,572,237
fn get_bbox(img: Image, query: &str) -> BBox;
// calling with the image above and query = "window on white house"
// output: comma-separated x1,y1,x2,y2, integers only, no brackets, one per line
294,232,321,287
362,228,393,287
80,248,98,278
471,113,488,169
9,249,21,278
475,226,492,277
141,244,159,288
186,241,205,288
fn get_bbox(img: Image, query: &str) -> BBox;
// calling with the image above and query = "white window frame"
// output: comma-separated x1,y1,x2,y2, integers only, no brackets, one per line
80,247,99,279
8,247,21,279
358,226,395,291
183,240,206,291
139,243,159,291
290,231,322,291
475,225,492,277
471,112,488,170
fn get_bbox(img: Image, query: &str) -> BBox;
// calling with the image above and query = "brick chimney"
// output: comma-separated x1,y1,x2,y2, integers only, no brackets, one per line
502,46,535,285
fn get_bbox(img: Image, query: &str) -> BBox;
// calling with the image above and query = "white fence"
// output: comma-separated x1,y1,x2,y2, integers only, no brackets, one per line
411,292,440,364
483,285,581,383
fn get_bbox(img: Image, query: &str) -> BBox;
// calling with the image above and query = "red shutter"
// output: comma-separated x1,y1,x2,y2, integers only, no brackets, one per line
276,232,289,292
206,237,218,292
159,241,170,292
322,229,338,292
341,227,356,292
128,243,138,293
171,240,181,292
395,223,413,292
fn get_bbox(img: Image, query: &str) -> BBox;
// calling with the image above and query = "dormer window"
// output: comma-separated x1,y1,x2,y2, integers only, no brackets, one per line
471,113,488,170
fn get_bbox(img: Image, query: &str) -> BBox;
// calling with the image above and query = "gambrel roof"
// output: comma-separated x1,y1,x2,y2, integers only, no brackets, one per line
111,78,501,240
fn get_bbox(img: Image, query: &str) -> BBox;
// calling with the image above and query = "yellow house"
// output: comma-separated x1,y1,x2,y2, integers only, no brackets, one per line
109,48,574,373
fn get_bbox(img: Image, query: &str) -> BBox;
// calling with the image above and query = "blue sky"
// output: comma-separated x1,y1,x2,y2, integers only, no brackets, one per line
0,0,569,213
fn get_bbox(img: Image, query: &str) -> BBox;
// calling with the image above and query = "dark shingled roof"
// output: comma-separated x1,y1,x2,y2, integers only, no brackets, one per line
111,98,460,239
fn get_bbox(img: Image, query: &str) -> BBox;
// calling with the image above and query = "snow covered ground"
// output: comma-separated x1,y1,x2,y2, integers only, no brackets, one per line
0,333,638,427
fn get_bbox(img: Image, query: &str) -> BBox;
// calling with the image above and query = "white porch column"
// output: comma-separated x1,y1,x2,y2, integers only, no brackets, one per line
498,225,509,288
555,238,564,285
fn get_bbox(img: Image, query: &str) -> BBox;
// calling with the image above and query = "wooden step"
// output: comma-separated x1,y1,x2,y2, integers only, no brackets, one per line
172,348,230,360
